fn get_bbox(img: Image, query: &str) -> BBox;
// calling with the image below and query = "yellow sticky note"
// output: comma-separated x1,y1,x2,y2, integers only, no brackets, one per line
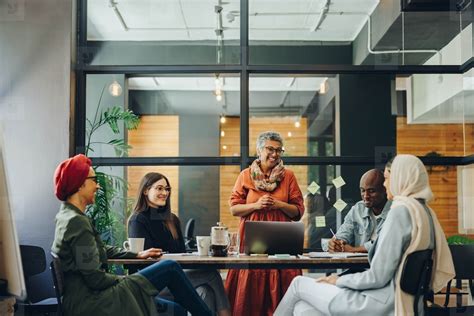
315,216,326,227
307,181,320,195
332,176,346,189
333,199,347,212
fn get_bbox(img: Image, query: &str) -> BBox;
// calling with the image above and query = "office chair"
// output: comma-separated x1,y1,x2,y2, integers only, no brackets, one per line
427,245,474,316
400,248,433,316
17,245,58,315
50,252,64,316
184,218,196,251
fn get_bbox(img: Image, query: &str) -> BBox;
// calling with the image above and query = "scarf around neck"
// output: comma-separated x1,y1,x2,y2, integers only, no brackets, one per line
250,159,285,192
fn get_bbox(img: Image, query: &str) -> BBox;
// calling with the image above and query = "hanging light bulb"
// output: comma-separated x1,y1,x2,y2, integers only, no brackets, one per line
287,131,293,137
222,145,227,150
294,120,301,128
221,130,225,137
109,80,123,97
220,115,226,124
215,88,222,101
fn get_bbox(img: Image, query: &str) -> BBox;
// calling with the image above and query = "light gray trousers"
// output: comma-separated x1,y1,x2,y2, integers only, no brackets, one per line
274,276,342,316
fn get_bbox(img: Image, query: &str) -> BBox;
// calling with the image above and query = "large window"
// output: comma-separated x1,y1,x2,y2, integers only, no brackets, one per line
77,0,473,249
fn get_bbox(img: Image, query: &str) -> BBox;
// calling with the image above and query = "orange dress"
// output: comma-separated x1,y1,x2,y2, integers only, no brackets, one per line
225,168,304,316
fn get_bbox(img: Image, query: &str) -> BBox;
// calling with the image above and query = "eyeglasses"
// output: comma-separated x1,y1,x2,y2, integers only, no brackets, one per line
151,185,172,193
86,176,98,183
264,146,285,155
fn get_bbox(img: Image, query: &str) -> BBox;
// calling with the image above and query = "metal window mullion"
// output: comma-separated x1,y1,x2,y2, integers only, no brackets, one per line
240,0,249,171
74,0,88,155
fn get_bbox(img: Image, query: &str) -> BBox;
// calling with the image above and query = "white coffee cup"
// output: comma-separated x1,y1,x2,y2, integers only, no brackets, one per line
123,238,145,253
196,236,211,256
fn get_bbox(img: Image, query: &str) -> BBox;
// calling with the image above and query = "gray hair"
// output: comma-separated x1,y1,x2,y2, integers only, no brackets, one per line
256,131,284,152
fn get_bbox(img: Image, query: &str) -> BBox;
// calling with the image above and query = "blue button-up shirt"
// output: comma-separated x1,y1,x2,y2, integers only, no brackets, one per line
335,200,392,252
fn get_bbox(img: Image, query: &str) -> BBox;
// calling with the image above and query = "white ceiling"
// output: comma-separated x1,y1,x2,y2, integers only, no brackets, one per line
128,76,326,116
88,0,379,41
128,77,326,91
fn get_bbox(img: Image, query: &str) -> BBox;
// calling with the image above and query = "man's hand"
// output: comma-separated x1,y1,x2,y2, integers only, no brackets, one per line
137,248,163,259
328,238,345,252
316,274,339,285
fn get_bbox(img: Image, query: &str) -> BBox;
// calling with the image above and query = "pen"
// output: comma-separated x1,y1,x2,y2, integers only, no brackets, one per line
329,228,344,252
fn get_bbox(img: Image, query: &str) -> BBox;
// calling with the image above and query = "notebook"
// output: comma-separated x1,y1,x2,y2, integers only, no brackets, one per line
244,221,304,255
308,252,368,258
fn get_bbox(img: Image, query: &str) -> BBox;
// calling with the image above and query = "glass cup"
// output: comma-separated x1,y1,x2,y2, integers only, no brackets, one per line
321,238,330,252
227,232,240,256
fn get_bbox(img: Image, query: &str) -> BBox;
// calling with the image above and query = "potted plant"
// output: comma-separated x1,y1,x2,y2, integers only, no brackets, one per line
85,87,140,246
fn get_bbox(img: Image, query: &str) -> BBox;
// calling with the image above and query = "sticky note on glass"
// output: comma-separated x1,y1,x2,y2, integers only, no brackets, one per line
332,176,346,188
307,181,320,195
315,216,326,227
333,199,347,212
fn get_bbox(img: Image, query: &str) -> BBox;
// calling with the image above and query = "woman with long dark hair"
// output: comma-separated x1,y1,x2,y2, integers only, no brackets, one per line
51,154,212,316
128,172,231,316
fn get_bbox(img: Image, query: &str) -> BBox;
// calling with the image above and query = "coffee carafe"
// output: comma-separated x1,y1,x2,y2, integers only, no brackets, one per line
211,222,228,257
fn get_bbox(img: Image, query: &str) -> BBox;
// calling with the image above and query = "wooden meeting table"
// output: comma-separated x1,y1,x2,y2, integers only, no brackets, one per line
108,254,369,270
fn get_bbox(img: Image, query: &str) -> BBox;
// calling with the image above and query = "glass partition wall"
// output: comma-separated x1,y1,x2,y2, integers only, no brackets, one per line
77,0,473,249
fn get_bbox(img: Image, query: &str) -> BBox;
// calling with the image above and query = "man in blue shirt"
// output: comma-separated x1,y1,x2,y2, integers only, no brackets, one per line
328,169,391,253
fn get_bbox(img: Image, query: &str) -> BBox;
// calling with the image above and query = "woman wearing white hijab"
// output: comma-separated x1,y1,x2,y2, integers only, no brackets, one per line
274,154,455,316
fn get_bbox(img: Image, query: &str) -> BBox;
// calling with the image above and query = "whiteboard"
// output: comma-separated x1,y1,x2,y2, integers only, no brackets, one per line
0,124,26,299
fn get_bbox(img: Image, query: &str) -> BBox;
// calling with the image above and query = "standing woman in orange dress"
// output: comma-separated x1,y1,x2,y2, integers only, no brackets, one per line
225,131,305,316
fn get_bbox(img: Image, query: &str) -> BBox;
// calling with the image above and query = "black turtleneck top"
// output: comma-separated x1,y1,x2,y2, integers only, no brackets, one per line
128,207,186,253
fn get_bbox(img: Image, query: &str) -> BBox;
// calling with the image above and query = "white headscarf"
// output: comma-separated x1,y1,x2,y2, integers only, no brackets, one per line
391,154,455,315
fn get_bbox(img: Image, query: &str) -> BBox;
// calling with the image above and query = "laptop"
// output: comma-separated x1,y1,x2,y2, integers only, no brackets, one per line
244,221,304,255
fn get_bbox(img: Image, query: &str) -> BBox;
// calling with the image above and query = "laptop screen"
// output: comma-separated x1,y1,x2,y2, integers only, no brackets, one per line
244,221,304,255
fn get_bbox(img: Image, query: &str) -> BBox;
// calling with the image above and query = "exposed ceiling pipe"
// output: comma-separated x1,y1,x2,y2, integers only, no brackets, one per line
215,1,224,64
310,0,330,32
366,13,442,64
109,0,128,31
178,0,191,38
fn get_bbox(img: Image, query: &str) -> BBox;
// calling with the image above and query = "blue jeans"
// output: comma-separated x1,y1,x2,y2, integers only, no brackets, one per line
138,260,213,316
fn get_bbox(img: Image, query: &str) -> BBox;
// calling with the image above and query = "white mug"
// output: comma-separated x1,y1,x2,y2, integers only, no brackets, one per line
196,236,211,256
123,238,145,253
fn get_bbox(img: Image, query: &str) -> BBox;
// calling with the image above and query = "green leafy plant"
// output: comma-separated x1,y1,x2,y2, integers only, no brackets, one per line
447,235,474,245
85,87,140,245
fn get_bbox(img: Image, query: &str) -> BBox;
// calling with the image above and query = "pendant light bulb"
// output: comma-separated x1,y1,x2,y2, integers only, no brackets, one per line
109,80,123,97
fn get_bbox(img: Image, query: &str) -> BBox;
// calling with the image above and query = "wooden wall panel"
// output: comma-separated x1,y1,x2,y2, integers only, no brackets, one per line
219,117,308,233
127,116,179,215
396,117,474,237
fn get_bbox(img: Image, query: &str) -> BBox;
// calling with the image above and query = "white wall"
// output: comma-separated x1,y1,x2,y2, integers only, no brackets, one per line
0,0,72,300
410,25,472,122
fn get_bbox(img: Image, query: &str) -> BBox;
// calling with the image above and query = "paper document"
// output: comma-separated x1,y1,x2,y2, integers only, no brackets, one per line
308,252,368,258
163,253,195,256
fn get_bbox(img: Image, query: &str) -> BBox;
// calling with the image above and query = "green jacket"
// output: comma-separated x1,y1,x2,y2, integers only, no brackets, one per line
51,203,158,316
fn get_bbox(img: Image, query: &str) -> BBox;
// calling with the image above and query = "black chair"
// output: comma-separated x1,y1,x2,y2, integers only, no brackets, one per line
17,245,58,315
400,248,434,316
184,218,196,251
50,252,64,316
427,245,474,316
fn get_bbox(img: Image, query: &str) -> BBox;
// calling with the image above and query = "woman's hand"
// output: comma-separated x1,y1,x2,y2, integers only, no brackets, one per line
254,194,274,210
136,248,163,259
316,274,339,285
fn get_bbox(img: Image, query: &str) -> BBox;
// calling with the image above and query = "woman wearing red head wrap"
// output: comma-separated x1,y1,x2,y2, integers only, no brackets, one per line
51,154,212,316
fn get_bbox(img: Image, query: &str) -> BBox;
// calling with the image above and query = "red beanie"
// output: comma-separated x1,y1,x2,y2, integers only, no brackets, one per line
54,154,92,201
